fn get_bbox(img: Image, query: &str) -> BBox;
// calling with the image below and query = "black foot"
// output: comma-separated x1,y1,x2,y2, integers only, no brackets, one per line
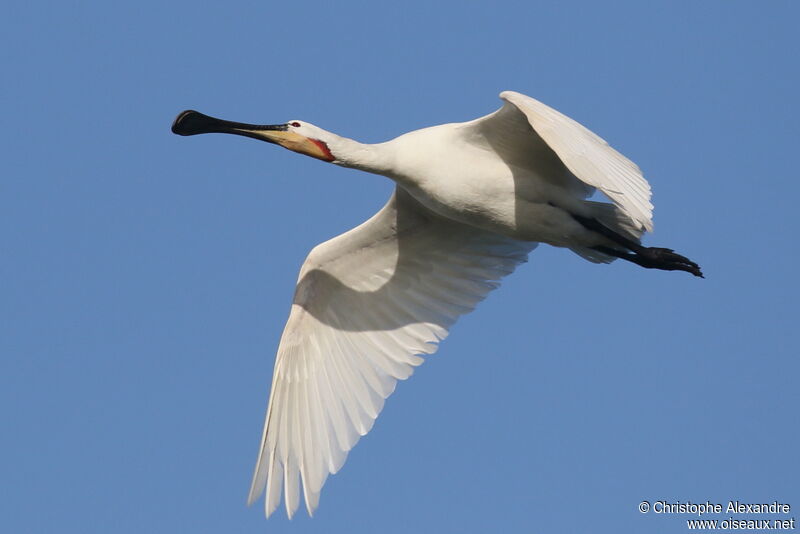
638,247,704,277
594,246,704,278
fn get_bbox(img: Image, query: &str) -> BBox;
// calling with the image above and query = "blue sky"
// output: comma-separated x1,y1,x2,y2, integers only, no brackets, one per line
2,1,798,532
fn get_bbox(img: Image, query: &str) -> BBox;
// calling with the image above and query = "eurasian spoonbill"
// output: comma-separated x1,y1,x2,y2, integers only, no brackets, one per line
171,91,702,518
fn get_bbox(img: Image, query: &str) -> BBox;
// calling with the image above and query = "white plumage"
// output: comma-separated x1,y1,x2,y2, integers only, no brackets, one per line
499,92,653,232
171,91,701,519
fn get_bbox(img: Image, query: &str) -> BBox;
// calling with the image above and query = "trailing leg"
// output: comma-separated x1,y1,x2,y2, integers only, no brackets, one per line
570,212,703,278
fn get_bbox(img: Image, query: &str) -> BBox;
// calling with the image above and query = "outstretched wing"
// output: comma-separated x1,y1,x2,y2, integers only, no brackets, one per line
248,187,536,518
500,91,653,231
464,91,653,231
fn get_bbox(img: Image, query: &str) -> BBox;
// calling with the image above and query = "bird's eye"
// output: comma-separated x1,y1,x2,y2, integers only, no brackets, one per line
290,121,301,127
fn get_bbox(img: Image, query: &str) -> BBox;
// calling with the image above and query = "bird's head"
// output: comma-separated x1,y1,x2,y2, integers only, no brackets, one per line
171,110,337,163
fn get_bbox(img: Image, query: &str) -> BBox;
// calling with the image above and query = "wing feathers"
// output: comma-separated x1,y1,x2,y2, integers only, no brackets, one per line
499,91,654,231
249,188,536,517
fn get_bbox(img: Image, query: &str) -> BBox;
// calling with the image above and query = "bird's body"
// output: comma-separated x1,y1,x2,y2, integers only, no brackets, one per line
377,123,584,243
320,95,618,248
171,91,701,519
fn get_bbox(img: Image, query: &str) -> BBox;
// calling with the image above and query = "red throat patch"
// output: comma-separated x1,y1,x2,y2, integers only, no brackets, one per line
309,139,335,162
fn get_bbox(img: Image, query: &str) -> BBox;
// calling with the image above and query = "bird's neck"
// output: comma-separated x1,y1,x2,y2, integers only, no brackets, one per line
329,137,396,176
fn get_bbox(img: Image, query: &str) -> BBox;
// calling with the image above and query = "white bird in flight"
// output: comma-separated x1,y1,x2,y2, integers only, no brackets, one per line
172,91,702,519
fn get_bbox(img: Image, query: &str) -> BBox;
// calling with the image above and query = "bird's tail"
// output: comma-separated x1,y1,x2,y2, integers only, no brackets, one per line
569,201,646,264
